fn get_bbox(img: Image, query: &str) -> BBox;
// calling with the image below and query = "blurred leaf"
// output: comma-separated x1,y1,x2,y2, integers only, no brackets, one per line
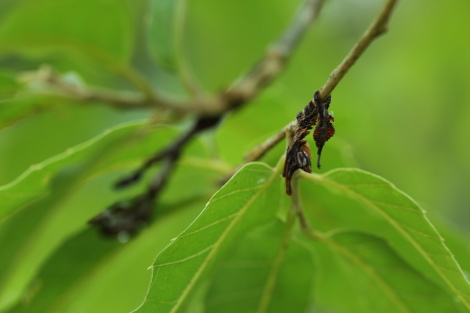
147,0,184,71
300,168,470,311
0,121,149,311
311,231,461,313
0,120,218,311
8,199,205,313
0,102,149,185
0,71,29,129
205,219,315,313
133,162,284,313
0,121,146,220
0,98,39,130
0,71,18,96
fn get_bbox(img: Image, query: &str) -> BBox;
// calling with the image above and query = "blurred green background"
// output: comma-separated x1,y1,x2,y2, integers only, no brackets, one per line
0,0,469,311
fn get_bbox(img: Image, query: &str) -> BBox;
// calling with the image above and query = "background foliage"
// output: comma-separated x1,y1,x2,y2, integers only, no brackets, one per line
1,0,470,312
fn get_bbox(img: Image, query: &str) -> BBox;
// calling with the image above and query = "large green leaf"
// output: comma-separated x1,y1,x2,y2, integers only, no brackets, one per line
311,231,461,313
133,162,284,313
205,219,315,313
299,168,470,311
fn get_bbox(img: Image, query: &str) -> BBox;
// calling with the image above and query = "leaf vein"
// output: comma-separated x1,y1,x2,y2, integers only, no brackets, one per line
178,213,238,238
210,186,263,202
153,244,214,267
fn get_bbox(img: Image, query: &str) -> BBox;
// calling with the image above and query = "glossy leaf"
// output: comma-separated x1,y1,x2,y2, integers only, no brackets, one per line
133,162,284,313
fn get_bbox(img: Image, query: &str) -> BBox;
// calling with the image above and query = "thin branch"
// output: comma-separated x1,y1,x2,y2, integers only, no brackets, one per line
318,0,398,100
18,66,186,111
250,0,399,176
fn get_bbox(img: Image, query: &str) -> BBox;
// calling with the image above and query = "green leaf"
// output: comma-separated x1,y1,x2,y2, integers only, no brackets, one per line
299,168,470,311
311,231,461,313
0,121,146,220
147,0,184,71
0,70,19,96
205,219,315,313
0,121,149,311
133,162,284,313
0,121,217,311
0,97,39,130
8,200,205,313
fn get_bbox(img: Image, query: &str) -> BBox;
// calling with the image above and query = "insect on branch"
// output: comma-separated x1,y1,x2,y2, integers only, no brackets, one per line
281,0,399,195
